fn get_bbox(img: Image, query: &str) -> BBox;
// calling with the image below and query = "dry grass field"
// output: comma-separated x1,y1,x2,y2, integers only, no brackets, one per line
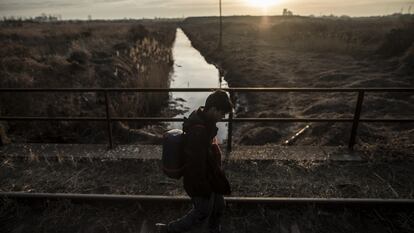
0,20,177,144
181,15,414,153
1,156,413,198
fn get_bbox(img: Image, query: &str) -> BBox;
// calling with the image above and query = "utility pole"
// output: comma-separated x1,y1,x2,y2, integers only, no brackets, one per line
219,0,223,50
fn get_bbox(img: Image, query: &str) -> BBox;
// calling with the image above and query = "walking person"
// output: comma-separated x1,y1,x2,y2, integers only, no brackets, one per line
156,90,233,233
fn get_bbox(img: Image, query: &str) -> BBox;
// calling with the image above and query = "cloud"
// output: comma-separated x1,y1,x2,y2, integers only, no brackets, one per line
93,0,132,4
139,0,240,9
0,0,133,12
0,1,79,11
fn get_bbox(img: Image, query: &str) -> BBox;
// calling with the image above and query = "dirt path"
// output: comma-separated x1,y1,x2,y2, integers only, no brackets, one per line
1,154,413,198
2,197,412,233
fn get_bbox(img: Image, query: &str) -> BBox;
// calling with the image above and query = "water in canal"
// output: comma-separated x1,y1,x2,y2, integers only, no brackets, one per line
168,28,229,142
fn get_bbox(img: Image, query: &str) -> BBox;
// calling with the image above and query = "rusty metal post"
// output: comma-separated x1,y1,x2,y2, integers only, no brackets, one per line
349,91,365,149
104,91,114,149
226,91,233,153
219,0,223,50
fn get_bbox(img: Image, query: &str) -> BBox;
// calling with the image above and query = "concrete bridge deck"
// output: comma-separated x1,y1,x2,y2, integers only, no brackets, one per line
0,143,362,161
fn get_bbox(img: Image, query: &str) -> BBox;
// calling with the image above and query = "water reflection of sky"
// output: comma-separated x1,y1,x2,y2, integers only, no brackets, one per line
169,28,229,142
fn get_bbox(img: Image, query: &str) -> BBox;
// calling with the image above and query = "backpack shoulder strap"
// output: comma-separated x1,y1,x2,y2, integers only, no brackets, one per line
183,124,206,138
191,124,206,129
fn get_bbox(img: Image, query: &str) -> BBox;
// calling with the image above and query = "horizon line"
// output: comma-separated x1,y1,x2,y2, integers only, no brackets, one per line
2,12,413,21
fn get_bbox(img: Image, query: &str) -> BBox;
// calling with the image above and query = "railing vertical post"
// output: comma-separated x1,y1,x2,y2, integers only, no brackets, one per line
226,91,233,154
349,91,365,150
219,0,223,50
104,91,114,149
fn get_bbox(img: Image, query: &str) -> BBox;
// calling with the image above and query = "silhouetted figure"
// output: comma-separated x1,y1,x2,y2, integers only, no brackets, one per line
156,90,233,233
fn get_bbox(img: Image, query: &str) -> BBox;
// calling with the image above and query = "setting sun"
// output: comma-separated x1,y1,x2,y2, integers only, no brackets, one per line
245,0,279,8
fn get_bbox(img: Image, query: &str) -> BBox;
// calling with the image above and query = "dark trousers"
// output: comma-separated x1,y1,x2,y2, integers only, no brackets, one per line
168,193,225,233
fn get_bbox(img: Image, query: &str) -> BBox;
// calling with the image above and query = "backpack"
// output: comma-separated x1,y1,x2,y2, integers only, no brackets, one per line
162,129,186,179
162,124,205,179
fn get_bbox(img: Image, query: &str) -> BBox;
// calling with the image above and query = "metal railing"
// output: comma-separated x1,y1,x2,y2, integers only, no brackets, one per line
0,87,413,152
2,191,414,208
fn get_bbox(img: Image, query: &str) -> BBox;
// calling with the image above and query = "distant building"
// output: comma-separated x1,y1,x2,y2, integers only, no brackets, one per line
34,13,59,22
283,9,293,16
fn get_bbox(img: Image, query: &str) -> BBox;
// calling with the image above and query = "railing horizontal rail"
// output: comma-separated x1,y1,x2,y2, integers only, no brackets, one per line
0,88,413,92
1,87,413,150
1,117,413,123
1,192,414,208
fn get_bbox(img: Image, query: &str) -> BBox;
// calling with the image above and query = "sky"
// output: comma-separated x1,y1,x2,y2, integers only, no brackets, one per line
0,0,413,19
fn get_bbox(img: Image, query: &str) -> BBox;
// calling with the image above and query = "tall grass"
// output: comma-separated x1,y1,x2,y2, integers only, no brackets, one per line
0,21,177,143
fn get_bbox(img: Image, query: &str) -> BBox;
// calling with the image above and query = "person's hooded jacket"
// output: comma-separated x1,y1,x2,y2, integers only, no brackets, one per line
182,107,231,198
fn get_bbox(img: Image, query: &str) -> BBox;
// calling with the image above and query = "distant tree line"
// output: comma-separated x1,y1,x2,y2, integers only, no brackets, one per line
2,13,62,23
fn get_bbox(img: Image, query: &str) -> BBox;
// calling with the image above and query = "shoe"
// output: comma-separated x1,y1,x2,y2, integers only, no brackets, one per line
155,223,168,233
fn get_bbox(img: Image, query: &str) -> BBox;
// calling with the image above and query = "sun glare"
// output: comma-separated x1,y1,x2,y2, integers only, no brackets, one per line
246,0,279,8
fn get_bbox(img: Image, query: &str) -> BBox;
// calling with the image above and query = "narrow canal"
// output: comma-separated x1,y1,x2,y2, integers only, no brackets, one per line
168,28,229,142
